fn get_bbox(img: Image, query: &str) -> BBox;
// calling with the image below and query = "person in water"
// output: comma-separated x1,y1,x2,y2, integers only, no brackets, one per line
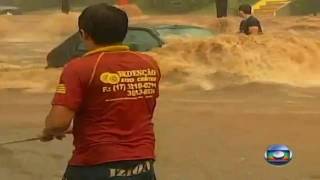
238,4,263,35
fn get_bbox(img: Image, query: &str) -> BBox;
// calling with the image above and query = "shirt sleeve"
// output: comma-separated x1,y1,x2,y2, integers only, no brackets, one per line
239,20,246,33
52,62,83,111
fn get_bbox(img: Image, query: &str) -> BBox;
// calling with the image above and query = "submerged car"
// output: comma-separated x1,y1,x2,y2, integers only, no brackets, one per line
0,6,22,15
47,24,215,68
47,26,164,68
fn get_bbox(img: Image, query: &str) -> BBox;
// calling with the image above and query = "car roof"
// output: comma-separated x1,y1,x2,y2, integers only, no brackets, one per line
156,24,210,29
127,26,165,45
130,23,210,30
128,26,154,30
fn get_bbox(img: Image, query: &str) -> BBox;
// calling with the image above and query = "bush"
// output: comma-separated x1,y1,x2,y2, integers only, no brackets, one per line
133,0,212,13
289,0,320,15
12,0,115,11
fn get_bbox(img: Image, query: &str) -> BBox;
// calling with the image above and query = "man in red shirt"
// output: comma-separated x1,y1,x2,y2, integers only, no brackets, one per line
40,3,160,180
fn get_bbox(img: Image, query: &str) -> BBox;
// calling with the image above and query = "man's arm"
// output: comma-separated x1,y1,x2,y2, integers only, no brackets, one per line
45,106,74,134
239,20,246,33
41,61,83,142
40,106,74,142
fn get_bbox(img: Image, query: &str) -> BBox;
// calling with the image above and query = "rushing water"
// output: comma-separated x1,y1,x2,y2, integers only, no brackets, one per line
0,14,319,92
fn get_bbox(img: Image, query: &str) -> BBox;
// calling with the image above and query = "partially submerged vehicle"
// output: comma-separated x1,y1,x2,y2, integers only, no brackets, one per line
47,26,164,68
46,24,216,68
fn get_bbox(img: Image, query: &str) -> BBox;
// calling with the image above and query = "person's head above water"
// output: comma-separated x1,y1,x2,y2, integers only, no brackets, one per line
239,4,252,18
78,3,128,49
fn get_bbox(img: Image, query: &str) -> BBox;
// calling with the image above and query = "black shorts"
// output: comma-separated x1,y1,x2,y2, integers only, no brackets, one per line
63,159,156,180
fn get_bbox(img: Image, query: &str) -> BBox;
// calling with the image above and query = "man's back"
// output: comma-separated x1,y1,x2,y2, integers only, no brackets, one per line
43,4,159,179
53,46,160,165
240,15,263,35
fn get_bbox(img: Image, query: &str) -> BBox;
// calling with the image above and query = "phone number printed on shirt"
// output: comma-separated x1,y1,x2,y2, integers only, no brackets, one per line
100,69,158,98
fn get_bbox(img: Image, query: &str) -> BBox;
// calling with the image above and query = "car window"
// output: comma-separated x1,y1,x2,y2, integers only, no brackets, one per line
76,29,161,52
124,29,161,51
156,27,215,39
76,41,86,52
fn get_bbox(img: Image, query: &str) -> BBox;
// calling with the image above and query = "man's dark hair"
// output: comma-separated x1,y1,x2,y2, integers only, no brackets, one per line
239,4,252,15
78,3,128,45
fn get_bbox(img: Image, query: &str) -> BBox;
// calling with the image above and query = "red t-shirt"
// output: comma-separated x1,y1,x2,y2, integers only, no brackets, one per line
52,45,160,166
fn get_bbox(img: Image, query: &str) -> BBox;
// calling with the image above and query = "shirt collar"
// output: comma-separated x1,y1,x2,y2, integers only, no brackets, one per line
84,45,130,56
246,15,253,19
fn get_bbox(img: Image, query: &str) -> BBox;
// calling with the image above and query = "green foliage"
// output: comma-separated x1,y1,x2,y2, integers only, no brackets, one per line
289,0,319,15
133,0,259,14
11,0,115,11
13,0,58,10
133,0,211,13
7,0,259,13
70,0,115,6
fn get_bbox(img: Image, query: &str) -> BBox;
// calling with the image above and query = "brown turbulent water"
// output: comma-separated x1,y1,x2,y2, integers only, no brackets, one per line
0,14,319,92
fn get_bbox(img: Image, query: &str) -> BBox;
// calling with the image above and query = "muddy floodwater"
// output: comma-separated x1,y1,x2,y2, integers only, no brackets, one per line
0,13,320,180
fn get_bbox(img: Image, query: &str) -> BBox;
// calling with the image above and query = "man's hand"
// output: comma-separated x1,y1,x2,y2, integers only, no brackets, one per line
39,129,66,142
41,105,74,142
39,130,54,142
